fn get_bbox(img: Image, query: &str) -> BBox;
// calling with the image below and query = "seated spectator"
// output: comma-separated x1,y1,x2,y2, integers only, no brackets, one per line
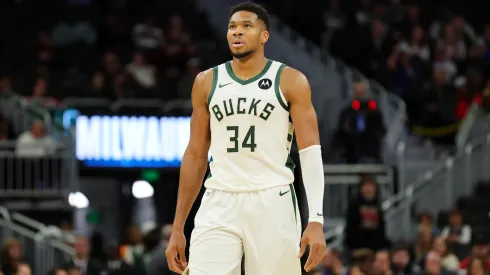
350,249,375,275
125,52,157,96
120,225,145,270
432,237,460,271
460,236,490,271
413,228,433,260
321,249,345,275
345,175,389,252
46,268,68,275
87,71,110,98
63,236,103,275
12,263,31,275
15,120,58,157
373,250,392,275
132,15,164,52
0,238,24,275
414,251,457,275
417,212,439,236
391,244,413,275
65,266,81,275
467,258,489,275
441,209,472,245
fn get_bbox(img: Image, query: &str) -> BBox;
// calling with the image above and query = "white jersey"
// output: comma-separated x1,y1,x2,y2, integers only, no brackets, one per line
205,59,295,192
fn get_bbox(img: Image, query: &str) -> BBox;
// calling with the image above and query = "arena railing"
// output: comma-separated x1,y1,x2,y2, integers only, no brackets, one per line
325,133,490,248
456,104,490,153
0,209,74,275
0,142,77,198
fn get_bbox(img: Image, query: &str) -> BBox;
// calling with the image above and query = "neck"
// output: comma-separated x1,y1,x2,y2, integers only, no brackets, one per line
231,53,267,79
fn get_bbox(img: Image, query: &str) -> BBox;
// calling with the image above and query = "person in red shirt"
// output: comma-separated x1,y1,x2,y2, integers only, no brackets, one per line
460,236,490,271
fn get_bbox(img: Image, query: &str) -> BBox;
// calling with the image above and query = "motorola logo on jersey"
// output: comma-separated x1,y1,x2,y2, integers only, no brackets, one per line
211,97,276,122
258,78,272,90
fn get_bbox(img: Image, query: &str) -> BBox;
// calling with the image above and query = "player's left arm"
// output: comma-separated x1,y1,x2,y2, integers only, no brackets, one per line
281,66,326,272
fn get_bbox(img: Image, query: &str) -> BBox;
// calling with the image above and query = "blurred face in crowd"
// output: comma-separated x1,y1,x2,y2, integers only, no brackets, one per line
443,25,457,44
16,263,31,275
128,226,143,245
433,237,448,256
133,53,145,66
433,69,447,86
354,83,366,98
0,77,11,92
54,269,68,275
31,121,45,139
425,251,441,275
419,214,432,227
67,267,82,275
227,11,269,60
419,229,432,245
361,180,376,201
92,72,105,90
374,251,390,274
32,78,47,97
350,266,365,275
372,20,385,38
411,26,424,43
451,16,465,33
469,258,485,275
449,213,462,227
471,244,489,259
392,249,410,269
74,237,89,259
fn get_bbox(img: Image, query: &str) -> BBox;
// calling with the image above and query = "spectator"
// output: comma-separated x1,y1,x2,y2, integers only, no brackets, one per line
321,249,345,275
351,249,375,275
125,52,157,96
432,237,460,271
88,72,110,98
467,258,488,275
132,16,164,52
65,266,82,275
145,225,174,275
391,245,413,275
120,226,144,270
441,209,472,245
413,228,434,260
459,236,490,271
47,268,68,275
345,175,389,252
63,236,103,275
417,213,439,236
373,250,392,275
414,251,456,275
12,263,30,275
104,243,136,275
0,239,24,275
15,120,57,157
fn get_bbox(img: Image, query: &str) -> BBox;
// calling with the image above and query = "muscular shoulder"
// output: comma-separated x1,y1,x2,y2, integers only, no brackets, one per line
279,66,311,103
193,68,216,104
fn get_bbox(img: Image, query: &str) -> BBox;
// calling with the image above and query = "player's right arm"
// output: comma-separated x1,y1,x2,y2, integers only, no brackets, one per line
166,68,213,274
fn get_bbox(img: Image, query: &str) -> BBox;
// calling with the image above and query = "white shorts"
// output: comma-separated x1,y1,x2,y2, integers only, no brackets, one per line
188,184,302,275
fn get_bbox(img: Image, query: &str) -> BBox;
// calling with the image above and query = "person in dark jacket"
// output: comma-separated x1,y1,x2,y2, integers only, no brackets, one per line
345,175,389,252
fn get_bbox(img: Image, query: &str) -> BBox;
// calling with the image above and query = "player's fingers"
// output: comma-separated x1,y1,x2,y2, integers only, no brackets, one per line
298,237,308,258
304,252,316,272
179,246,188,267
166,247,184,273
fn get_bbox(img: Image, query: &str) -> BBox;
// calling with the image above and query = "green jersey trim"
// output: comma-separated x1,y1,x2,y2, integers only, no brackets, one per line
225,59,273,85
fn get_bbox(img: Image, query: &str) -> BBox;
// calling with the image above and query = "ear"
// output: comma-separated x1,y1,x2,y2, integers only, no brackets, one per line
261,30,269,44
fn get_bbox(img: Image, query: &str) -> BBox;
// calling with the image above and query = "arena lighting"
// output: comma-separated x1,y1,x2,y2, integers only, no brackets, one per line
132,180,154,199
351,99,378,111
68,192,90,209
368,99,377,110
351,100,361,111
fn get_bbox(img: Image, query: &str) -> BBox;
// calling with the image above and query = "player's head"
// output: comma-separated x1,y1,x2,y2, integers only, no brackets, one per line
227,2,270,59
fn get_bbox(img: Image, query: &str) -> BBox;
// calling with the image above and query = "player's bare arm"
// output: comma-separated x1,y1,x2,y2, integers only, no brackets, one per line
165,68,213,274
281,66,327,272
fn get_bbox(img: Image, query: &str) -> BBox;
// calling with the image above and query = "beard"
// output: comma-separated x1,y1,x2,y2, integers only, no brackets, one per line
231,49,254,59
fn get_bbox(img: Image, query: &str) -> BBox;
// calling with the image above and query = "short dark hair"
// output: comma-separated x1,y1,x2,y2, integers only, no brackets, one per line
229,2,270,31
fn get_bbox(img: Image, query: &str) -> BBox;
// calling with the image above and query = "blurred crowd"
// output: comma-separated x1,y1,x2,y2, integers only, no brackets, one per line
0,224,176,275
0,0,226,143
322,0,490,142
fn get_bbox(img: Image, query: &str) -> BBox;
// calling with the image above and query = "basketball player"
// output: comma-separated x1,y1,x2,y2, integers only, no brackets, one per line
165,2,326,274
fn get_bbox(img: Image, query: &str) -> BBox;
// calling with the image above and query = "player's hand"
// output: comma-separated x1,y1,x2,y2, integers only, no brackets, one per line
298,222,327,272
165,230,188,274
